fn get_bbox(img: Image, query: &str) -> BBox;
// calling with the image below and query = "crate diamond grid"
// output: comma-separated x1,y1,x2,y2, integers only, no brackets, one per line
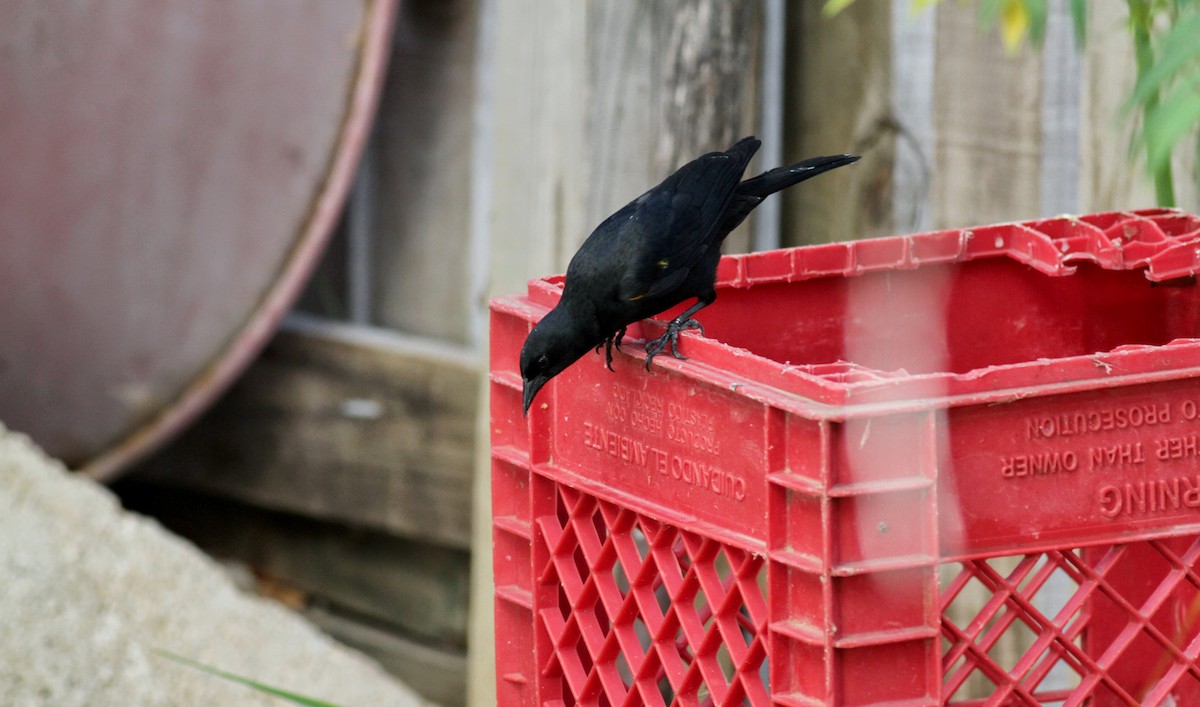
940,538,1200,706
508,483,1200,706
492,439,1200,705
534,483,770,706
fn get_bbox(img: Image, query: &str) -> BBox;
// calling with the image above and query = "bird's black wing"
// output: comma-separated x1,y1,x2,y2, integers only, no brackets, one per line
615,137,760,302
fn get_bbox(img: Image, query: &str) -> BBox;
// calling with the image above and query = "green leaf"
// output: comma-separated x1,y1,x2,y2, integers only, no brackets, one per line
978,0,1049,52
1142,81,1200,173
1023,0,1049,47
1069,0,1087,47
822,0,859,17
1126,0,1153,39
153,650,344,707
1190,120,1200,204
979,0,1004,26
1128,11,1200,109
826,0,947,20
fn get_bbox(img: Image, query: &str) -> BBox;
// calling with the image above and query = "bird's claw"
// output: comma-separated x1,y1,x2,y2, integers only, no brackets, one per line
598,326,627,372
644,318,704,370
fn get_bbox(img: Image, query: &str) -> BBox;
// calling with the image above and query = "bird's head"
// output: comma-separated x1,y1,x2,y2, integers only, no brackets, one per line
519,306,593,415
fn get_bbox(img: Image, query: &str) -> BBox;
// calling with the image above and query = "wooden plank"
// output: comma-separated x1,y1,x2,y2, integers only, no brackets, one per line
586,1,763,253
755,0,786,250
311,607,467,707
783,0,893,245
116,481,469,650
930,2,1042,229
133,313,478,549
1039,0,1081,217
890,0,936,234
485,1,764,284
486,0,588,281
1078,2,1192,213
468,386,494,707
117,481,467,704
371,0,481,343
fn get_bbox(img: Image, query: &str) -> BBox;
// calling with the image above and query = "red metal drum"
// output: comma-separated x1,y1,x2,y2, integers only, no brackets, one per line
0,0,397,480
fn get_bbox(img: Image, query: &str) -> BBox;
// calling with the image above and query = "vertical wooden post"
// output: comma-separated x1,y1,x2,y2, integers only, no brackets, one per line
585,1,763,252
929,2,1042,229
1078,2,1190,213
1039,0,1082,218
783,1,893,245
371,0,482,343
891,1,936,234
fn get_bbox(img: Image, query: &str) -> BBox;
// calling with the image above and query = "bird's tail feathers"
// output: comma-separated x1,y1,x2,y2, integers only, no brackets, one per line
738,153,860,199
724,135,763,162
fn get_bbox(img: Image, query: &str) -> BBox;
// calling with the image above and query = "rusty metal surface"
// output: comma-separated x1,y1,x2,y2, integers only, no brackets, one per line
0,0,397,480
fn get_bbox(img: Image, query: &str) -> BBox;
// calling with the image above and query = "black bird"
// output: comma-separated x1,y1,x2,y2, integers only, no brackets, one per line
520,136,858,414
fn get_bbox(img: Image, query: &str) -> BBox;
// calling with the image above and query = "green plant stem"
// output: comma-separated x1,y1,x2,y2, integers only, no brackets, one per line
153,650,343,707
1129,0,1177,207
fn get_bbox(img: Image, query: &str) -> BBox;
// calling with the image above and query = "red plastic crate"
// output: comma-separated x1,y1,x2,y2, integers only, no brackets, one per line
490,209,1200,705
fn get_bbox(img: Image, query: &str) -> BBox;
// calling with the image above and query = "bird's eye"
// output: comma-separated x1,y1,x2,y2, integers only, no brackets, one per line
537,354,549,368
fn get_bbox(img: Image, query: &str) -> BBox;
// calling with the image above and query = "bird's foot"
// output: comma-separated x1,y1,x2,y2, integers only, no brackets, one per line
644,318,704,370
597,326,628,372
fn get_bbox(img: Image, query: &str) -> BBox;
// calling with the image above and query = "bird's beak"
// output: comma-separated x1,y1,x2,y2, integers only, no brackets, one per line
522,376,545,416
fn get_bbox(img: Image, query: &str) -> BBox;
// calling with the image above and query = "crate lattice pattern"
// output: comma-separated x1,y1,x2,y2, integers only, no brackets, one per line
941,537,1200,705
533,482,1200,705
536,484,769,706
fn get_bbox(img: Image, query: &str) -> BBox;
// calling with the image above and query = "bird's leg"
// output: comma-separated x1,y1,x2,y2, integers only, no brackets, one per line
644,299,711,370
